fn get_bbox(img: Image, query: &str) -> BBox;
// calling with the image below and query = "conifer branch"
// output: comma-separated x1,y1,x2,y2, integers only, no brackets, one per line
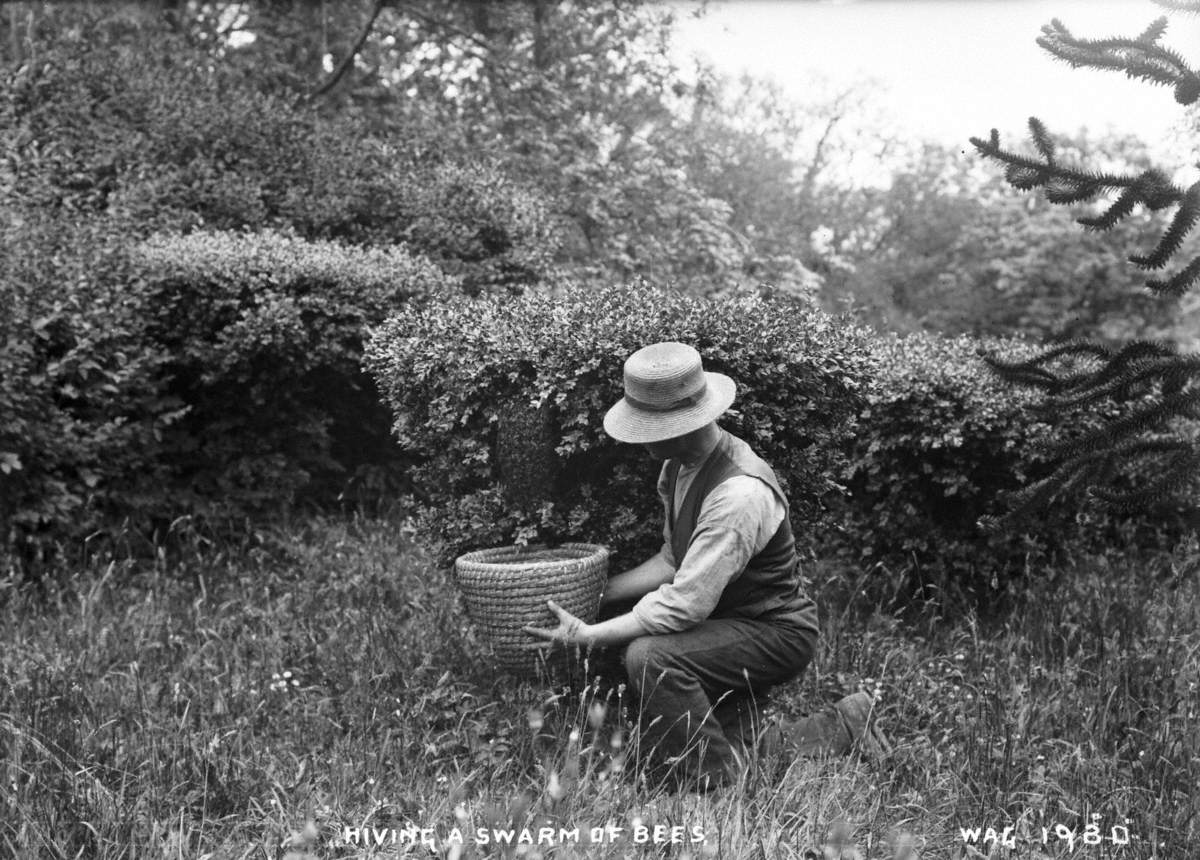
1036,17,1200,104
1072,340,1178,391
1138,17,1172,41
981,341,1112,394
972,131,1186,208
1128,181,1200,268
1046,357,1184,409
1028,117,1057,165
1077,187,1141,230
1091,451,1200,508
1146,253,1200,296
972,4,1200,529
1046,390,1200,459
1152,0,1200,15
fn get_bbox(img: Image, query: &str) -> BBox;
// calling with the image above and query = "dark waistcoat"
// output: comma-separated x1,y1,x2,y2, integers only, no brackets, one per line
667,431,818,631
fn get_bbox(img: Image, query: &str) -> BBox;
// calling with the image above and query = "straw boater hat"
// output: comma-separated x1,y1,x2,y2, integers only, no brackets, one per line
603,342,736,444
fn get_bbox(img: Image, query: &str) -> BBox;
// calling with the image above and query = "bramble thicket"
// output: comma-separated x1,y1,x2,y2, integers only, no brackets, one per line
2,1,1196,593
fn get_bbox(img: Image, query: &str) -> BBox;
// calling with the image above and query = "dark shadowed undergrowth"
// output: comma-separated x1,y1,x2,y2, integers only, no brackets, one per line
1,515,1196,859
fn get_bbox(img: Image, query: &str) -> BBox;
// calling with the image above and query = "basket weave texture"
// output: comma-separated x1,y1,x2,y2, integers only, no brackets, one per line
454,543,609,674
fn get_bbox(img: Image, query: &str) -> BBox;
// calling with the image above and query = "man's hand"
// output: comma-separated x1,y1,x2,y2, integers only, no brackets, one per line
523,599,593,647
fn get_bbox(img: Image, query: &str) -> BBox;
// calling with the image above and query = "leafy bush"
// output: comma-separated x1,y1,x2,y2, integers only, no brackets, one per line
0,216,174,558
840,334,1061,595
0,226,450,560
367,283,1187,596
129,229,452,515
365,283,876,568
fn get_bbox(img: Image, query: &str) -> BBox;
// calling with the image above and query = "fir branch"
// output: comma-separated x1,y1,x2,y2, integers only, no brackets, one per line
982,340,1111,378
983,469,1078,531
1046,356,1185,409
1138,17,1171,41
1152,0,1200,11
1082,340,1178,387
1027,117,1056,165
1091,451,1200,509
974,3,1200,528
1046,176,1102,204
1061,436,1193,471
1162,357,1200,395
1078,186,1140,230
1129,181,1200,269
981,342,1115,394
1046,389,1200,460
1037,17,1199,97
998,454,1103,526
1146,253,1200,296
972,132,1186,215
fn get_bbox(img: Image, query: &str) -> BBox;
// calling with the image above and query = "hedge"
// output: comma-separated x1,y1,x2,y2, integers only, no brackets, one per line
840,334,1076,595
366,284,1178,593
0,227,451,559
364,283,875,568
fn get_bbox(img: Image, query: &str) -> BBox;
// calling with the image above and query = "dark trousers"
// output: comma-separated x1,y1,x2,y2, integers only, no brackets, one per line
595,602,817,787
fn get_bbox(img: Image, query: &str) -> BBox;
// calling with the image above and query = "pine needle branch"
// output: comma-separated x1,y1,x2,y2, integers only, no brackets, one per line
1045,389,1200,460
1146,253,1200,296
1151,1,1200,15
971,131,1186,217
1091,451,1200,509
981,341,1112,393
1045,356,1191,409
974,3,1200,528
1077,186,1141,230
1036,17,1200,103
1069,340,1179,392
1027,117,1056,165
1129,181,1200,268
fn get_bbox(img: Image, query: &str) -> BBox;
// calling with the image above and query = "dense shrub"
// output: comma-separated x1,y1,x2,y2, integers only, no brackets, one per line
367,284,1187,595
365,283,876,568
840,335,1066,595
129,229,452,514
0,226,450,560
0,216,173,558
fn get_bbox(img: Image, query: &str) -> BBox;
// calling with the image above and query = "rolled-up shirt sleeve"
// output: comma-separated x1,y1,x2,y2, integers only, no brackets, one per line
632,475,784,634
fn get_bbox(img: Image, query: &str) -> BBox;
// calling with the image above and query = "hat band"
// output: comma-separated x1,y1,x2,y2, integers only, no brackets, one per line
624,387,705,413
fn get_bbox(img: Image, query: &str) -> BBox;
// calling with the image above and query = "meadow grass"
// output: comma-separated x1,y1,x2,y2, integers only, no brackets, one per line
1,515,1196,859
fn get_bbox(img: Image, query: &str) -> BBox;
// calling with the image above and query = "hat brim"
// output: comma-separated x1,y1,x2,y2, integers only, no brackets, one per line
602,372,736,444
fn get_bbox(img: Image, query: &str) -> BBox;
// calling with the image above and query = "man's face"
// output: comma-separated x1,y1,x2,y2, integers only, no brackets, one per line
642,435,688,461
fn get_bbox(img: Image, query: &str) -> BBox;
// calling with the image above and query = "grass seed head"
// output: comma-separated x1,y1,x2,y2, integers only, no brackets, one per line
588,701,607,729
546,770,565,801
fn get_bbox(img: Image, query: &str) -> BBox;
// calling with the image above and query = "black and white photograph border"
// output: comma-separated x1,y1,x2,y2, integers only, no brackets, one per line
1,1,1198,858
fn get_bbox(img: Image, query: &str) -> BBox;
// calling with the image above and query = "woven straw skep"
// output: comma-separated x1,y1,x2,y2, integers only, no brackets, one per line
455,543,609,675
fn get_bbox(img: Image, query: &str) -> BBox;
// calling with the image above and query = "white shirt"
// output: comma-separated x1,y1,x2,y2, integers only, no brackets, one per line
630,453,786,634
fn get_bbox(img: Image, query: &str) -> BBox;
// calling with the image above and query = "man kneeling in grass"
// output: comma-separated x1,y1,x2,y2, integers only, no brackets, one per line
526,342,888,789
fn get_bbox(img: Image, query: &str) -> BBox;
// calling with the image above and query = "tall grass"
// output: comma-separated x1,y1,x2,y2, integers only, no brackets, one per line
1,516,1196,858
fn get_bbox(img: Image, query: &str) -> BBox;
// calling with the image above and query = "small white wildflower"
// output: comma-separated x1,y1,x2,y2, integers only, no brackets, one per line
547,771,565,801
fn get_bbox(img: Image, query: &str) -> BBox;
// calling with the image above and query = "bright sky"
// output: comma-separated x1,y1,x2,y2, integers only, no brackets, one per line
669,0,1200,178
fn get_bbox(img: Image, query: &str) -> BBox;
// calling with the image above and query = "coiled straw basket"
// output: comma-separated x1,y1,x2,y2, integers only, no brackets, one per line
454,543,609,676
